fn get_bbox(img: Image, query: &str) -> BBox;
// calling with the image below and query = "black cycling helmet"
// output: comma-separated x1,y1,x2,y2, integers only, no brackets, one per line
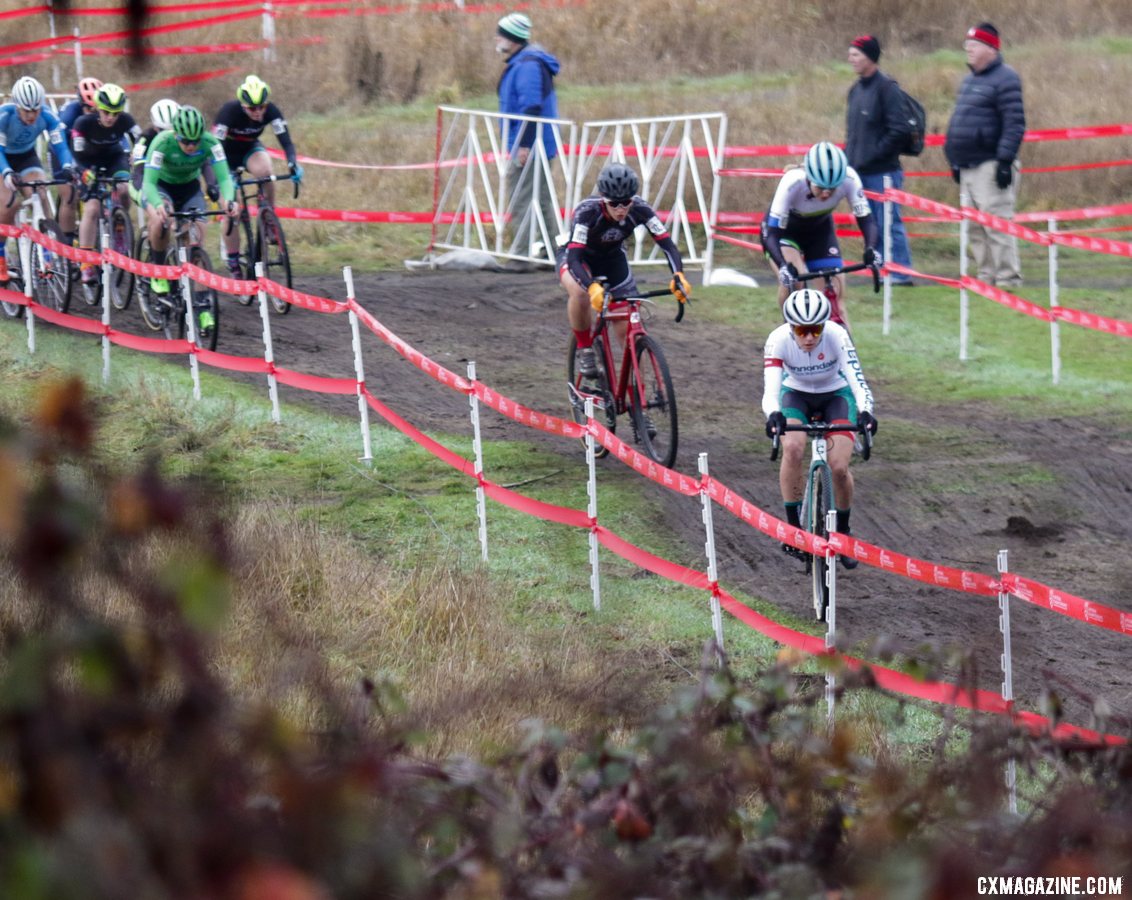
596,163,640,202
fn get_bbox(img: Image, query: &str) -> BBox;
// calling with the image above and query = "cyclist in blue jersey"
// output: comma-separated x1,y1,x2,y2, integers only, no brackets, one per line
212,75,302,277
558,162,691,378
763,288,878,568
760,141,882,330
0,76,76,284
72,83,141,286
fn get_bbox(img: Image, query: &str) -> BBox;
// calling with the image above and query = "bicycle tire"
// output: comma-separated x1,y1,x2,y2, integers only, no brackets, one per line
566,334,615,459
1,241,25,319
108,205,135,311
133,234,167,332
34,219,73,313
233,210,255,306
256,206,293,312
628,333,678,468
189,246,220,351
803,462,834,622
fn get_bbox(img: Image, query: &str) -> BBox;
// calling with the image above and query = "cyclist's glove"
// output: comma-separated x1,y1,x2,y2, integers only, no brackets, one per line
81,168,96,187
3,170,17,192
587,281,606,312
766,411,787,439
206,184,220,203
61,163,76,182
289,162,304,183
863,246,883,268
226,200,239,217
670,270,691,301
778,263,799,288
857,410,878,435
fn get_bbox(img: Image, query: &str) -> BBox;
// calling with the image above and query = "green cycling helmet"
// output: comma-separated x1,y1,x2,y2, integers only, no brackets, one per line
172,105,205,142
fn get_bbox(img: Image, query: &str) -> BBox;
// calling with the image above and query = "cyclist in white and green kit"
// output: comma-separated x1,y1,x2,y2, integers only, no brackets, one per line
142,105,239,297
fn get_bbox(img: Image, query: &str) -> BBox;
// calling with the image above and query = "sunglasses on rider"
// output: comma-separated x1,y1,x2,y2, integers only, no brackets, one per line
242,103,268,112
603,197,633,209
792,323,825,338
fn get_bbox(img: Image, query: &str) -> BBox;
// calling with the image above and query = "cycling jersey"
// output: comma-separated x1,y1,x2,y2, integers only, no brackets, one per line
72,112,141,172
761,320,873,417
561,196,683,295
212,99,296,170
0,104,72,173
762,166,877,269
142,129,234,208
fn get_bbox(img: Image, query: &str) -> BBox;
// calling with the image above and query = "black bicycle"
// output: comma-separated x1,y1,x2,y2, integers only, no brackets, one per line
770,421,872,622
232,171,299,313
134,208,228,350
77,173,135,311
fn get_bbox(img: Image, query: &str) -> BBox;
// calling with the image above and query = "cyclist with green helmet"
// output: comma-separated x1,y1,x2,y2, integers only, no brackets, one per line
759,141,881,329
213,75,302,277
142,105,238,296
72,83,142,285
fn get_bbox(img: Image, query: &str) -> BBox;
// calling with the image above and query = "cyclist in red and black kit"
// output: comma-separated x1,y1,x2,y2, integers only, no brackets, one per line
71,83,141,286
558,162,691,377
212,75,303,277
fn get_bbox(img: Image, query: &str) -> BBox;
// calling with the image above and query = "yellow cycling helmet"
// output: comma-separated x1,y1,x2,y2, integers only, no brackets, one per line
236,75,270,107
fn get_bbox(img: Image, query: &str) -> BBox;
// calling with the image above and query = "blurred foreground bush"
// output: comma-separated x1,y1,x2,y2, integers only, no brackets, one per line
1,379,1131,898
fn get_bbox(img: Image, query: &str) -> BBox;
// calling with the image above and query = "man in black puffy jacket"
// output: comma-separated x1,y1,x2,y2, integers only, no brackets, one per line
944,22,1026,287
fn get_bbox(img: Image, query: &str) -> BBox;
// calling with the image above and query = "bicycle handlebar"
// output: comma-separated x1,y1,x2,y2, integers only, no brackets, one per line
595,278,688,322
796,261,881,294
5,176,75,208
237,172,302,199
769,421,873,462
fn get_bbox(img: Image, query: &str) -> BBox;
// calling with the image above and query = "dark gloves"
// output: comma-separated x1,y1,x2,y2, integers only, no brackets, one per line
766,411,787,439
206,184,220,203
995,159,1014,190
777,263,799,288
862,246,882,268
950,166,961,184
857,410,878,435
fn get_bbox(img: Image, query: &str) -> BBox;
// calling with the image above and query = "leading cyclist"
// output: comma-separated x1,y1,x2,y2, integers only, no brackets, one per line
762,288,878,568
558,162,691,378
760,141,881,332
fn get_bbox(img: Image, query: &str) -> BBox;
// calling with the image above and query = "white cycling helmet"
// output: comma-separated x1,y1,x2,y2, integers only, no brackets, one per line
11,76,45,111
150,98,180,131
783,288,832,327
803,141,847,190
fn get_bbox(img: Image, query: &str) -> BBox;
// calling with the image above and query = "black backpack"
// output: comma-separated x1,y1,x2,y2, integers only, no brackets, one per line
892,82,926,156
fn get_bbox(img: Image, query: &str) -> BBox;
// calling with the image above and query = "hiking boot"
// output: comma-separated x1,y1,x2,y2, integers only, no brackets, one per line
197,310,215,332
150,277,170,295
577,347,598,378
0,256,9,283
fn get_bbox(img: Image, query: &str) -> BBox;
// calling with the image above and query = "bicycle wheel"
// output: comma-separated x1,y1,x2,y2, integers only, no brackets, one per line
188,246,220,351
1,240,25,319
233,210,255,306
108,205,135,311
628,334,678,468
134,234,166,332
33,219,72,313
566,334,615,459
256,206,292,312
803,462,834,622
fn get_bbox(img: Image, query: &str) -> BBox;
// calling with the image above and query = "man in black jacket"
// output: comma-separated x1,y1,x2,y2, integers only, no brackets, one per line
944,22,1026,287
845,34,914,285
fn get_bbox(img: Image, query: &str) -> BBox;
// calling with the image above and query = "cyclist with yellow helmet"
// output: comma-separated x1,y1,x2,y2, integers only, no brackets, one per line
212,74,303,277
142,105,238,297
72,83,141,286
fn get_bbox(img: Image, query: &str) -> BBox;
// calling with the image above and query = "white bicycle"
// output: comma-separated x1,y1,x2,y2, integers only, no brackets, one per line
1,176,75,319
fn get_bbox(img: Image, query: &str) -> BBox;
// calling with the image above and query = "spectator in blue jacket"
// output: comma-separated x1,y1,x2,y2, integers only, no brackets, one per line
495,11,561,257
944,22,1026,287
845,35,914,285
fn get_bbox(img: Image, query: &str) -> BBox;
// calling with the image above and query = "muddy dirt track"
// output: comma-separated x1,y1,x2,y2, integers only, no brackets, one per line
72,265,1132,729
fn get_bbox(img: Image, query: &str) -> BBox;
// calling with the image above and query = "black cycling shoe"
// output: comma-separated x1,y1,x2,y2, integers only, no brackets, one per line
840,554,859,570
781,543,808,562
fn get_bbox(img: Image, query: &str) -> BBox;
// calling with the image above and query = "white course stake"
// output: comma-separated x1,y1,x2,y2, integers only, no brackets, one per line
997,549,1018,816
1047,219,1062,385
179,246,201,400
697,452,724,655
882,174,893,336
342,267,373,461
959,192,970,361
467,361,489,562
825,508,838,729
20,231,35,353
255,261,282,422
100,221,111,384
584,396,601,611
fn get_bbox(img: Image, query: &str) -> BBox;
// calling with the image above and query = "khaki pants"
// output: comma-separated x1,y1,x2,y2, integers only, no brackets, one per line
959,158,1022,286
506,154,559,257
